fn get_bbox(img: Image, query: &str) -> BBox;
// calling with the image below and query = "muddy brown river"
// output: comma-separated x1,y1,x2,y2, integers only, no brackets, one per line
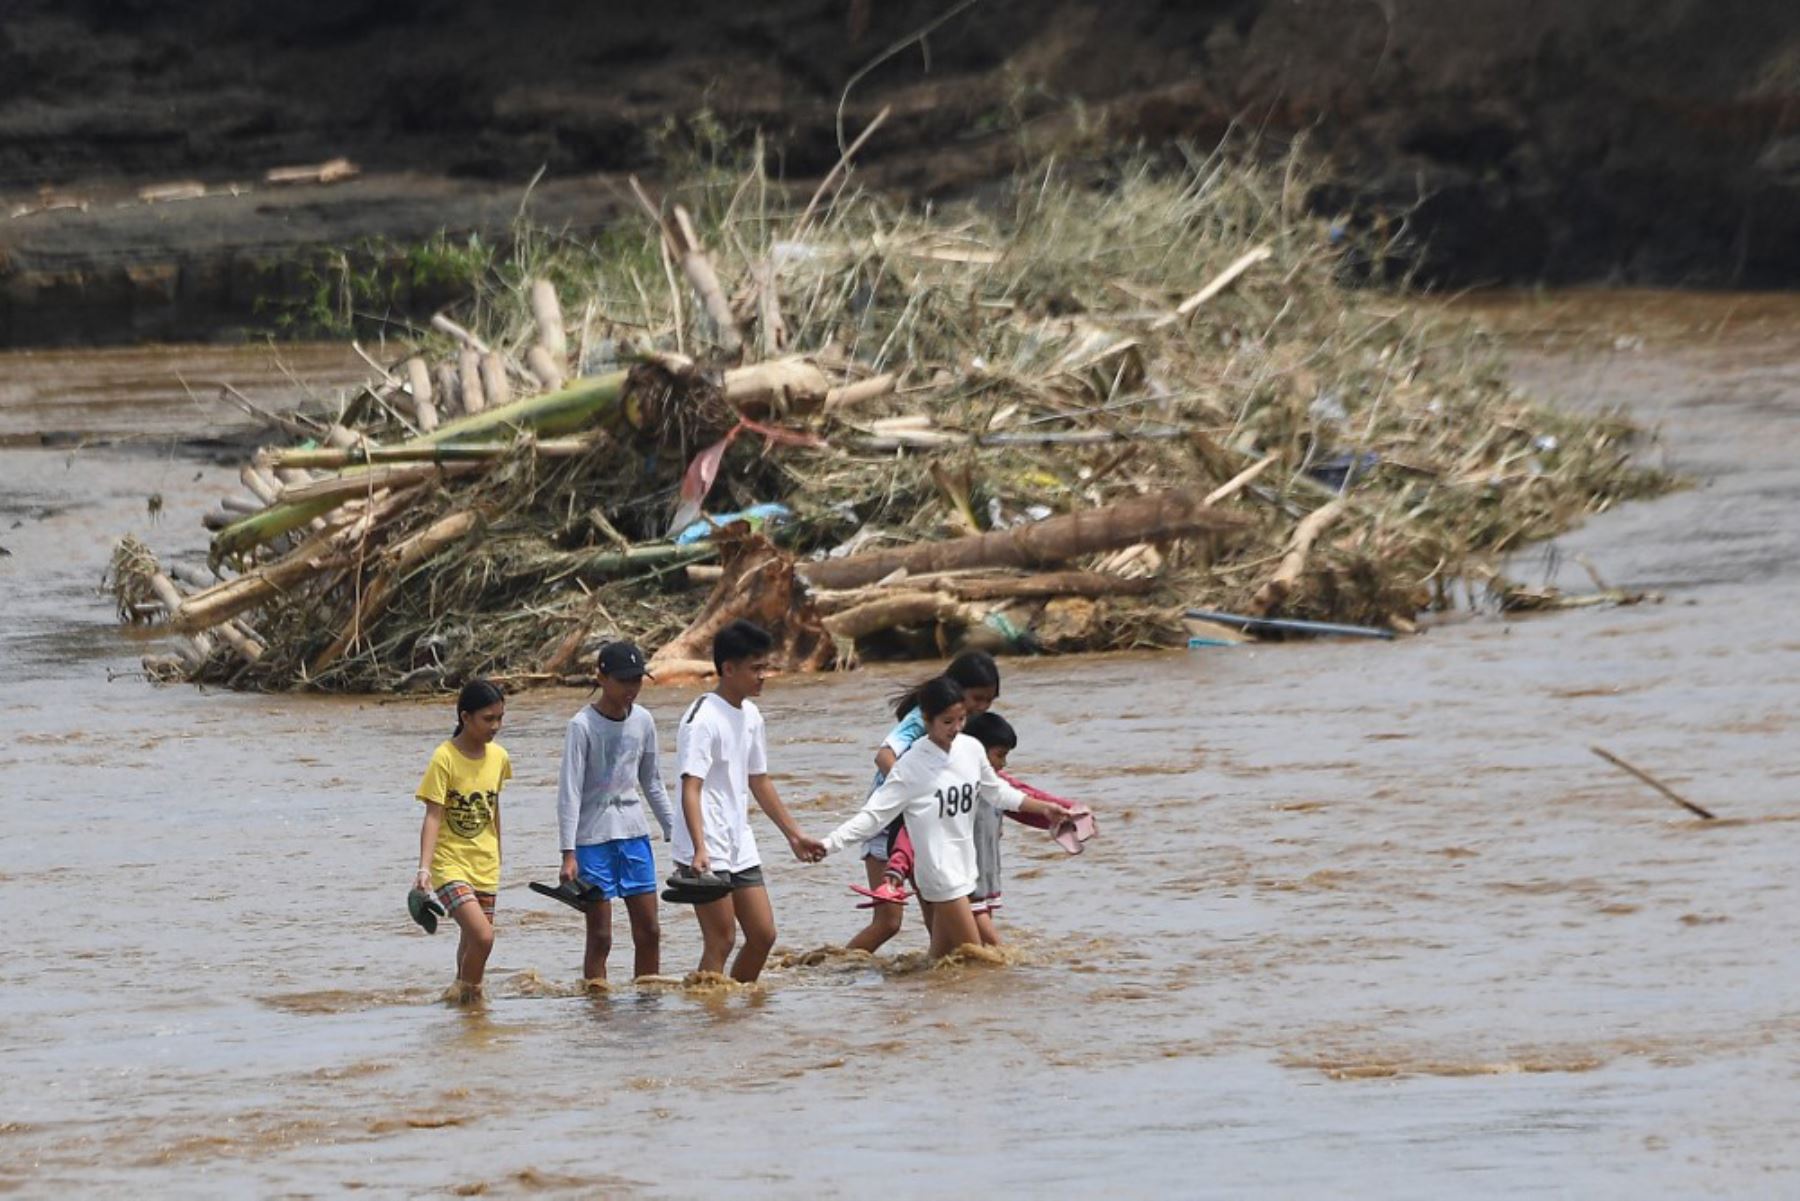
2,292,1797,1197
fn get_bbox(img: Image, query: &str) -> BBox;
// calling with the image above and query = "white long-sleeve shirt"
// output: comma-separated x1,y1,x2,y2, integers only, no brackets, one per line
822,733,1025,902
557,703,673,850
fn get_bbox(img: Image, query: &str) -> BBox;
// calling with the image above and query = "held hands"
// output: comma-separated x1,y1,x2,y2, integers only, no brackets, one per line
414,867,432,892
788,832,827,863
559,850,579,885
690,846,711,876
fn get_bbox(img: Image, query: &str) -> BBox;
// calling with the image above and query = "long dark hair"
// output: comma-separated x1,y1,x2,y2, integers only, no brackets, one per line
453,679,505,735
916,676,966,722
890,650,1000,720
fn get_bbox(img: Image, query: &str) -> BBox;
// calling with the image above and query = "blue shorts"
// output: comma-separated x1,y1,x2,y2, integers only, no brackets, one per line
575,836,657,900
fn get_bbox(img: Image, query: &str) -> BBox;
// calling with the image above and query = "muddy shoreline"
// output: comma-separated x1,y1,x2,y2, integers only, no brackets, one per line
4,1,1799,348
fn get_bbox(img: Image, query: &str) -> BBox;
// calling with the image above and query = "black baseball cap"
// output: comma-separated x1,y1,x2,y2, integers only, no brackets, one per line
597,641,652,681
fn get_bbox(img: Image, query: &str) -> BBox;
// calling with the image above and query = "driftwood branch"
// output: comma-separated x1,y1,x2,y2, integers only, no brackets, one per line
1252,497,1347,615
799,485,1252,591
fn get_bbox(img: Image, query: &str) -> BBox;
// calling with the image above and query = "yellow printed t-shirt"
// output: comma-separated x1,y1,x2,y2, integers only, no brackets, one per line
417,740,511,892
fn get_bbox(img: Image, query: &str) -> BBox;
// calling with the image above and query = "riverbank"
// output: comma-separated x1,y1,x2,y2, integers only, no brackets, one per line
2,290,1795,1194
4,0,1799,348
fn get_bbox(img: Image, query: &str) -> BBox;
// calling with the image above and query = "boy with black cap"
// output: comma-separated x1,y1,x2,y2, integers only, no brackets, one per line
551,640,674,982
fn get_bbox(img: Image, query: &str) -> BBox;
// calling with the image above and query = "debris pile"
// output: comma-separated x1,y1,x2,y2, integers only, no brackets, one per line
109,145,1671,691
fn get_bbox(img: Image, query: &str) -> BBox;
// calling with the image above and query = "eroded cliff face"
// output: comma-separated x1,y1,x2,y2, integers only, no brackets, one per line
2,0,1796,343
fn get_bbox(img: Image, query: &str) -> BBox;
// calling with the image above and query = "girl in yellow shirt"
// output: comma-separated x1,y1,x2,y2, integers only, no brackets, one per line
415,680,511,1001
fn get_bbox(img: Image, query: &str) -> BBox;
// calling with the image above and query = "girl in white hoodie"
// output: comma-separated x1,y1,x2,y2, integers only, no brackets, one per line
819,676,1083,959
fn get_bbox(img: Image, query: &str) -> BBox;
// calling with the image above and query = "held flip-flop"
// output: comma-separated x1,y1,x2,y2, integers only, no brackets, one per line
529,879,605,912
1051,812,1099,855
661,868,732,905
849,882,911,907
407,886,446,934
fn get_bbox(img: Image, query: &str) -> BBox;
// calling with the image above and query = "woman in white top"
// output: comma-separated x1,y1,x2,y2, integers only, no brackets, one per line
820,677,1083,959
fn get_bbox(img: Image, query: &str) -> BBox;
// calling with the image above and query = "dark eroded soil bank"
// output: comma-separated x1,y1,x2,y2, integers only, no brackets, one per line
2,0,1797,345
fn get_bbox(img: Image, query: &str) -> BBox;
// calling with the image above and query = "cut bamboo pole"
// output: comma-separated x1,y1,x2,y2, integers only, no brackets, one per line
434,363,463,418
799,485,1253,591
525,345,566,392
405,357,438,433
148,571,214,660
277,462,482,506
823,372,897,413
213,620,265,663
270,436,600,470
670,205,742,357
1153,245,1273,329
530,279,567,364
432,313,491,356
1252,497,1347,615
240,464,281,505
1205,452,1279,505
480,352,512,409
459,349,485,416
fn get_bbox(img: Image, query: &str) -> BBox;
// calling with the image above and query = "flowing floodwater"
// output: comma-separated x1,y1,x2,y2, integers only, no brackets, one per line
1,295,1797,1197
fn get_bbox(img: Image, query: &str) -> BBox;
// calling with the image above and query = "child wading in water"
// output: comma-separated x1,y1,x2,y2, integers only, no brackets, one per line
414,680,511,1001
883,710,1092,947
845,651,1000,954
673,620,824,983
819,677,1081,960
556,642,674,983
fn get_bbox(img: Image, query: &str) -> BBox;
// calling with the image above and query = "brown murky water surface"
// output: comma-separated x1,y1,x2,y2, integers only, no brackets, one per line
2,301,1797,1197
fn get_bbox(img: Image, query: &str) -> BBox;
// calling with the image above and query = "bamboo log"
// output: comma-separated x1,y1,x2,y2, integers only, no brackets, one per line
824,591,981,641
480,352,512,409
1252,497,1347,615
432,314,491,356
530,279,567,364
459,349,485,416
669,204,742,357
799,486,1254,591
311,510,482,672
435,363,463,417
722,357,834,414
221,496,261,515
213,620,265,663
406,357,438,433
823,372,897,413
277,462,481,506
525,345,566,392
148,571,214,659
240,464,281,505
506,542,717,585
270,436,599,470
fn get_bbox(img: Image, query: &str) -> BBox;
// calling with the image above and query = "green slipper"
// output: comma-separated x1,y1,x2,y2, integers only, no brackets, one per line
407,886,446,934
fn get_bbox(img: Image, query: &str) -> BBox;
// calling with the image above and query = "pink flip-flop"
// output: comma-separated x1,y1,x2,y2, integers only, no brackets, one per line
1052,811,1098,855
850,882,911,907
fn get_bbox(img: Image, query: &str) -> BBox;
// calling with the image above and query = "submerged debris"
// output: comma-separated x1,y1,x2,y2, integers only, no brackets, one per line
109,146,1671,691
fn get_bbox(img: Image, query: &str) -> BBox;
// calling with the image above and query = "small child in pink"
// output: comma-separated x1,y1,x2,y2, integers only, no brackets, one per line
877,711,1092,946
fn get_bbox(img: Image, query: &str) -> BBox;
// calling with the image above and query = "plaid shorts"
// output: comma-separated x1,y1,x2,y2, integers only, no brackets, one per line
435,880,497,923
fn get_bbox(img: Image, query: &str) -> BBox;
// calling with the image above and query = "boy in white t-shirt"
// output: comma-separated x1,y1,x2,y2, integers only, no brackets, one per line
673,620,824,983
